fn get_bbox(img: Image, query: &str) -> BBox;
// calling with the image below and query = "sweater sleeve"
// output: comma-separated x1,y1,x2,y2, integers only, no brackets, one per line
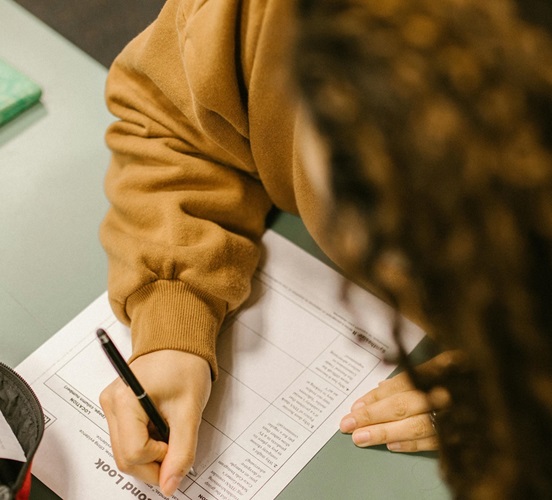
100,0,273,378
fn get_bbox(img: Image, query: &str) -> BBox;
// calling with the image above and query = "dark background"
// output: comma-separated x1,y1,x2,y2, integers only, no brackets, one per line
14,0,165,68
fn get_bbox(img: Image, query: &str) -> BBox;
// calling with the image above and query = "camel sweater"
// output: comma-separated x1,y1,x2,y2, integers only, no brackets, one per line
100,0,330,377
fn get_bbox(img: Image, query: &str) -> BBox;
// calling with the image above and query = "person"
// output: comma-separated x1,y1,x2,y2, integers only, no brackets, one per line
99,0,552,498
293,0,552,497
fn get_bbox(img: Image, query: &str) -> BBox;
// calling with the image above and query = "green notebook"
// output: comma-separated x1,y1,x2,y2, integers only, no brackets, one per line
0,59,42,126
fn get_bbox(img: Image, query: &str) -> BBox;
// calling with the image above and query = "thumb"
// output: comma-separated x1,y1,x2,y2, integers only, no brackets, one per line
158,411,201,496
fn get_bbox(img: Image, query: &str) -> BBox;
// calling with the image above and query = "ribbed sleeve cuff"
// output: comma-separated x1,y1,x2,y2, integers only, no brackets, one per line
125,280,227,379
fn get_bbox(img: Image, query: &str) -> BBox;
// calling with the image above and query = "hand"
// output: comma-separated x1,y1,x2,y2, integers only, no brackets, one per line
99,350,211,496
339,352,454,452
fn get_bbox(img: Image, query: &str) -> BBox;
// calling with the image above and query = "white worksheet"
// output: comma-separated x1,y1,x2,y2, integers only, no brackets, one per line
16,231,425,500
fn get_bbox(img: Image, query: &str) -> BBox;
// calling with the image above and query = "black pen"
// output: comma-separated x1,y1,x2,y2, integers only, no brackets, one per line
96,328,170,441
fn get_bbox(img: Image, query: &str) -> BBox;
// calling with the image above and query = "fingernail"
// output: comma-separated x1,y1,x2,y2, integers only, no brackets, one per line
163,475,184,496
352,430,371,446
387,442,401,451
340,417,356,433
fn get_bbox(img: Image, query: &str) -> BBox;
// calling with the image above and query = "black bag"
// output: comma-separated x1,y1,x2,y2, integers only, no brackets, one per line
0,363,44,500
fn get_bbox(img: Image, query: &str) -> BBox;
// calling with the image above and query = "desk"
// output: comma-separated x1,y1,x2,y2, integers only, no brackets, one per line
0,1,450,497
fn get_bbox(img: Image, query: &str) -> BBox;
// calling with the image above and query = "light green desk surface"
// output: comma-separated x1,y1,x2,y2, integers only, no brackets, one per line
0,0,451,497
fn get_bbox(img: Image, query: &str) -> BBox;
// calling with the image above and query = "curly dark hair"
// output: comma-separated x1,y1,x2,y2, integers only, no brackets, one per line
293,0,552,498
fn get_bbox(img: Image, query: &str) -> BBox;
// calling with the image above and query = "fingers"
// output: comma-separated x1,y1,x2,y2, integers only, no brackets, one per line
158,406,202,495
415,350,466,379
158,389,209,495
387,435,439,452
341,389,431,432
99,350,212,496
100,379,168,484
340,385,439,453
116,404,168,480
350,412,436,450
339,353,459,454
354,371,415,408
